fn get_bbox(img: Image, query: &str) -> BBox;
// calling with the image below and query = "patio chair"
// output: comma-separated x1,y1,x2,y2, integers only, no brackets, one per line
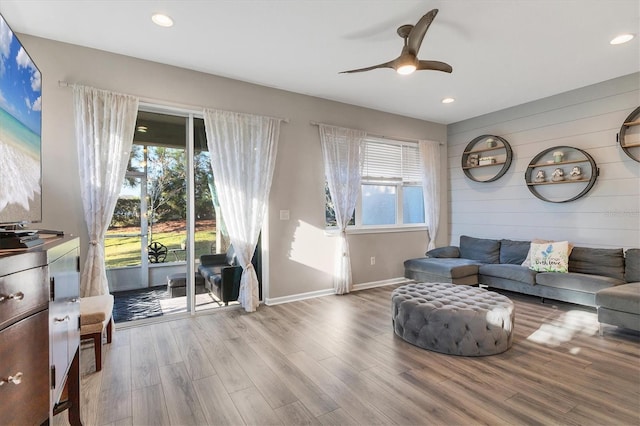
198,246,242,305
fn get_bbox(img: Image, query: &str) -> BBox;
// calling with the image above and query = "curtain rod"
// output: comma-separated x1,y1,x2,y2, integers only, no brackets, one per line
309,121,443,145
58,80,290,123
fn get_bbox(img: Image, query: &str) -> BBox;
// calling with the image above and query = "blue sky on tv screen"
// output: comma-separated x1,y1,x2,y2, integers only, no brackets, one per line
0,14,42,136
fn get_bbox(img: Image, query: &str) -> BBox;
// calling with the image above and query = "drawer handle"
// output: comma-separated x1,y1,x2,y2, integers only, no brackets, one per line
54,315,70,323
0,292,24,303
0,372,23,386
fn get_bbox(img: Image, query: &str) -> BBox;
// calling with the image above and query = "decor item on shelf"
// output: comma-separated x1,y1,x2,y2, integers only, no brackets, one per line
525,145,599,203
461,135,513,182
479,156,496,166
551,168,565,182
570,166,583,180
553,151,564,163
617,106,640,163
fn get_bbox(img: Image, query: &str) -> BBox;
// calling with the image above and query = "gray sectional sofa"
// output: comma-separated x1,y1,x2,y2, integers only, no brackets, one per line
404,236,640,320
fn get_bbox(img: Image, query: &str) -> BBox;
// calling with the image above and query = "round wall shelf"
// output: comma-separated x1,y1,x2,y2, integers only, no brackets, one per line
461,135,513,182
525,146,598,203
618,106,640,163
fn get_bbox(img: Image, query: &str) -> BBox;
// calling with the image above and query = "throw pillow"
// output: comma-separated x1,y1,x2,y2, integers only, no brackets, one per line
529,241,569,273
522,239,574,267
426,246,460,258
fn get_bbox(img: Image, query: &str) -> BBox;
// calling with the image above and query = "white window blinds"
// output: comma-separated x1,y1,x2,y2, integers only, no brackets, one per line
361,138,421,182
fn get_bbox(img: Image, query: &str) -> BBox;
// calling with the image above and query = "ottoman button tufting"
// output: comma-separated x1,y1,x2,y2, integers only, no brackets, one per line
391,282,514,356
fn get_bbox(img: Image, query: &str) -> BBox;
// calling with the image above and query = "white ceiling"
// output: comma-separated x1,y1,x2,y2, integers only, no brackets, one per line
1,0,638,124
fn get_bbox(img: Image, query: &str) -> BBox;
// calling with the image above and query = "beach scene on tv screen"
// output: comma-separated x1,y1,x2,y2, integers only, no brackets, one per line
0,14,42,223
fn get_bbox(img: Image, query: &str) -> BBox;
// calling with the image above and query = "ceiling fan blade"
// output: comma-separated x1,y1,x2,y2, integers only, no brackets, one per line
339,60,395,74
417,60,452,73
407,9,438,55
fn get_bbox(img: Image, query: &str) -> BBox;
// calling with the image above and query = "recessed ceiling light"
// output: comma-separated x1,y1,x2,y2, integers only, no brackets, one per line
610,33,634,45
137,125,148,133
152,13,174,28
441,97,455,104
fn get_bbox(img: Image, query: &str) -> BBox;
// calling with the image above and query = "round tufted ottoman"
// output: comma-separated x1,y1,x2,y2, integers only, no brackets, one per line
391,282,514,356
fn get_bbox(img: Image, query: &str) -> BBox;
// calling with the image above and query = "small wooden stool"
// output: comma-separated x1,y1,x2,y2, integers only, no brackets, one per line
80,294,114,372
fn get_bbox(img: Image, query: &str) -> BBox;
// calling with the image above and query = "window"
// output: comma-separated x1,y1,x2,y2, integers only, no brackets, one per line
325,137,425,229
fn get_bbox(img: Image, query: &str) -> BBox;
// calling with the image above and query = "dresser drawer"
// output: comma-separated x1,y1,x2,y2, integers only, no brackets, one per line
0,310,49,425
0,266,48,329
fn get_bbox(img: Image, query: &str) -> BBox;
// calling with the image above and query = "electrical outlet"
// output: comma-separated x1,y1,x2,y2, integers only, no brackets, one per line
370,256,375,265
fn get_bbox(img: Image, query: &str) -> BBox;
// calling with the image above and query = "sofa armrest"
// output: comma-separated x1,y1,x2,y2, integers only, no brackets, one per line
200,253,228,266
220,265,243,303
426,246,460,259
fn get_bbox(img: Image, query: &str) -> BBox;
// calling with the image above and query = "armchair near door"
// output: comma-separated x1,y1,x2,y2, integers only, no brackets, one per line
198,247,242,305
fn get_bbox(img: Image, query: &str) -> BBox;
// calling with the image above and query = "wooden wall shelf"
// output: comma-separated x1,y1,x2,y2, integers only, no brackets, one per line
527,178,589,186
524,146,598,203
618,106,640,162
460,135,512,182
462,161,506,170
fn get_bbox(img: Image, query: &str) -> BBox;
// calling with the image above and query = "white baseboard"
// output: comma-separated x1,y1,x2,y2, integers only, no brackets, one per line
264,288,335,306
264,277,410,306
352,277,411,291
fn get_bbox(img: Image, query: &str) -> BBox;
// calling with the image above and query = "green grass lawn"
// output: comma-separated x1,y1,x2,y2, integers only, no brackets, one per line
105,229,216,268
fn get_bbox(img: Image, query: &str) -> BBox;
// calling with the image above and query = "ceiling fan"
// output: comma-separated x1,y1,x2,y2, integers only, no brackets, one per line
340,9,452,76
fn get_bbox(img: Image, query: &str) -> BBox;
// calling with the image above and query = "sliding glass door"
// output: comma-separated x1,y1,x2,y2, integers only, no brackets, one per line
105,109,223,322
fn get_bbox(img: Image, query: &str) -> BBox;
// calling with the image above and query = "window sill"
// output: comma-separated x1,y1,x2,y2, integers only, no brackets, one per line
324,225,428,236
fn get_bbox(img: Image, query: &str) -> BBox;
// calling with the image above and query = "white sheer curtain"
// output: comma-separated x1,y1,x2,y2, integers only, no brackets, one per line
73,85,139,296
203,109,282,312
419,140,441,250
319,124,366,295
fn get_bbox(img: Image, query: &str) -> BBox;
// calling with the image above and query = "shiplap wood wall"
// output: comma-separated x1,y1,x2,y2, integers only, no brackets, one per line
447,73,640,249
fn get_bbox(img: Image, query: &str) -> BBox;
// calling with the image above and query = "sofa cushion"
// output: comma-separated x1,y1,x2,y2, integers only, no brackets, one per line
500,239,531,265
459,235,500,264
426,246,460,258
536,272,625,294
568,247,625,281
625,249,640,282
198,264,225,280
403,258,480,279
596,283,640,314
479,264,537,285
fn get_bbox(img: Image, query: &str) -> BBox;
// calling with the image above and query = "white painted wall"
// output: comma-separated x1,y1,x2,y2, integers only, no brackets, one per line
447,73,640,249
20,34,447,300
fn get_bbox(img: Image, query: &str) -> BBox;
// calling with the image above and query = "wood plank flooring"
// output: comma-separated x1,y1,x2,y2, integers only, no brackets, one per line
54,285,640,426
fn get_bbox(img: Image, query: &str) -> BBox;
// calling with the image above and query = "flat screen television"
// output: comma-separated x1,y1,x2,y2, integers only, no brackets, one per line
0,13,42,227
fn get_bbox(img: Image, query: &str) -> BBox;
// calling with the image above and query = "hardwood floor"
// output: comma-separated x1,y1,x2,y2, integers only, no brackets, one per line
54,285,640,426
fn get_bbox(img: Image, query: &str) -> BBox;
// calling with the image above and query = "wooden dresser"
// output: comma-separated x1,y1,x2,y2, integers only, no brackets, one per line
0,236,81,425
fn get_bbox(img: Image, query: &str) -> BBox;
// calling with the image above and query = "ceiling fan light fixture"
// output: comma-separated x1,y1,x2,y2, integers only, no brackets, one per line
152,13,174,27
610,33,634,45
396,53,418,75
397,64,417,75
